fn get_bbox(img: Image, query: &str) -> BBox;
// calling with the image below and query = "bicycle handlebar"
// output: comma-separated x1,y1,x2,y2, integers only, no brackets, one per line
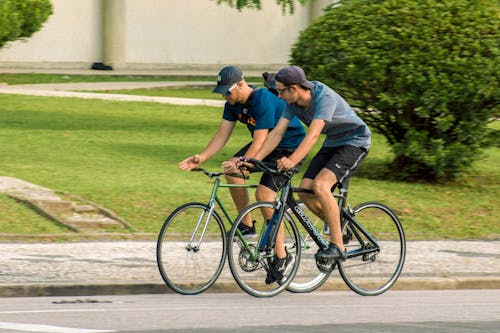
191,168,248,180
240,157,299,179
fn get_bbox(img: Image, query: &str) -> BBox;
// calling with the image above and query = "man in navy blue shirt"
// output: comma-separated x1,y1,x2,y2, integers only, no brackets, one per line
179,66,305,280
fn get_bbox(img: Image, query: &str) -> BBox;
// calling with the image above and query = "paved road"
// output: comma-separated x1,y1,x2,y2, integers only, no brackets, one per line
0,290,499,332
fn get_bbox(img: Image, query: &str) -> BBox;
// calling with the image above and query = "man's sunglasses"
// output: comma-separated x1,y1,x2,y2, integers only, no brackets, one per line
276,86,291,95
222,83,238,97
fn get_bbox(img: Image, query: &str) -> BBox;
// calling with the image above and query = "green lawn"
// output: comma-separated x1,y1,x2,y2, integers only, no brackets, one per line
0,93,498,240
0,73,263,85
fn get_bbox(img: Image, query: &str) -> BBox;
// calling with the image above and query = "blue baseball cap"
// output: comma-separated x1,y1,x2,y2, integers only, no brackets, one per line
213,66,244,94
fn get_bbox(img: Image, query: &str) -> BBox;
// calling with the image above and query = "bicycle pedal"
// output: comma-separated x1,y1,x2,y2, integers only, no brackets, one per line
315,252,337,273
316,260,336,273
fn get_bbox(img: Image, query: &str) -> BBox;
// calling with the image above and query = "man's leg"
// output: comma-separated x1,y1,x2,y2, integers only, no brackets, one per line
312,169,344,250
256,185,287,258
226,174,252,227
298,178,325,220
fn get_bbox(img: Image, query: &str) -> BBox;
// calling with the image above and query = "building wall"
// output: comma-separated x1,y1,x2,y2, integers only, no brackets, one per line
0,0,102,68
0,0,334,71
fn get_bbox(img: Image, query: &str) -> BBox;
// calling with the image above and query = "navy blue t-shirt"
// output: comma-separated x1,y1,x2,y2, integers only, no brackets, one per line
223,88,305,149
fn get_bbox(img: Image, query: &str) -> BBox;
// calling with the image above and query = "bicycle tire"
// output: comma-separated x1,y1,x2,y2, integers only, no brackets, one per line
227,201,301,298
286,202,331,293
156,202,226,295
338,201,406,296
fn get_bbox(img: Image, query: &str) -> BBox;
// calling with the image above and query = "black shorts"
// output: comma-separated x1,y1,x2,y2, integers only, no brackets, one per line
234,142,300,192
303,145,368,185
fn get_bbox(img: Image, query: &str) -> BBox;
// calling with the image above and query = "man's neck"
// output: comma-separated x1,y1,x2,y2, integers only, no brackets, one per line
240,84,254,104
296,89,311,109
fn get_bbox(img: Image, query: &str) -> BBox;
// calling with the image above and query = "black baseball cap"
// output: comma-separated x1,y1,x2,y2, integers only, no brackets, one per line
213,66,244,94
275,66,313,89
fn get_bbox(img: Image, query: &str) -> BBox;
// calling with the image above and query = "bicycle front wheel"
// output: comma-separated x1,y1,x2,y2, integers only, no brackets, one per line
227,201,301,298
156,202,226,295
286,202,331,293
338,201,406,296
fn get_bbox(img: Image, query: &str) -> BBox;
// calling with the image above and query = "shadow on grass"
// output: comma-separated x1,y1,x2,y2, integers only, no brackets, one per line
354,158,394,181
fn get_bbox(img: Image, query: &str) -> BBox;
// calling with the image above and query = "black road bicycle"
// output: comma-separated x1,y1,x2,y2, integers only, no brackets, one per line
227,158,406,297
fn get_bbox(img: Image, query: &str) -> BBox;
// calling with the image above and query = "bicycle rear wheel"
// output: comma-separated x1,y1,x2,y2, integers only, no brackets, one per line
227,201,301,298
338,201,406,296
286,202,331,293
156,202,226,295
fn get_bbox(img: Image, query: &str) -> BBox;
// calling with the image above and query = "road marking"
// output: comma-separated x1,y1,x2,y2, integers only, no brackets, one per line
0,321,114,333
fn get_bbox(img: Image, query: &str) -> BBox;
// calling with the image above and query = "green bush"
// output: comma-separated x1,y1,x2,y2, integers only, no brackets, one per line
291,0,499,180
0,0,53,48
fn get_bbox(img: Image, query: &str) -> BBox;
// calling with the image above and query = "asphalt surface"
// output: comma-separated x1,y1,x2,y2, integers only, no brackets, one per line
0,74,498,297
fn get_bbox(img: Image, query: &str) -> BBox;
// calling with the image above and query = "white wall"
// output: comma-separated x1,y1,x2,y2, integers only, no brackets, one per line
0,0,328,70
0,0,102,67
123,0,310,68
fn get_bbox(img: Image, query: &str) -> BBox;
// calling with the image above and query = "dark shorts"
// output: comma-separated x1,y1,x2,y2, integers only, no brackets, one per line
234,142,301,192
303,145,368,185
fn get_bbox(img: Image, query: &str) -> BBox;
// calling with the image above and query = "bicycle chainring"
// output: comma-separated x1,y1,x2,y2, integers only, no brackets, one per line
315,253,336,273
238,244,259,272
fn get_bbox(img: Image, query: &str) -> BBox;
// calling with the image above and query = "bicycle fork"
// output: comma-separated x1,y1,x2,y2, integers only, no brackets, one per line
186,204,216,252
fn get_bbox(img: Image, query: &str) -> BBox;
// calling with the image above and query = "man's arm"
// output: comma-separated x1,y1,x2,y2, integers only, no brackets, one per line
254,117,290,160
278,119,324,171
179,119,235,170
221,128,269,174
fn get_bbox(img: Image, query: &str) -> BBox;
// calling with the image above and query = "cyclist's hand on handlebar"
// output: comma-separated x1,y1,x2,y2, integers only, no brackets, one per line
236,156,254,170
277,156,295,172
221,158,240,174
179,154,202,171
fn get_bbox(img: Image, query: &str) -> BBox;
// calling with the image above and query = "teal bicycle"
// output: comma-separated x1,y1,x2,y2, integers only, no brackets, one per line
156,168,256,295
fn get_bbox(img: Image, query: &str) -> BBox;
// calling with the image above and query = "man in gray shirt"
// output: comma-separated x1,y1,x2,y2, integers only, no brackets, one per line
253,65,371,264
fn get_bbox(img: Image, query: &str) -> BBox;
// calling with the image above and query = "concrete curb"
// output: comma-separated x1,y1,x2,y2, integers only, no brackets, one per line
2,277,499,298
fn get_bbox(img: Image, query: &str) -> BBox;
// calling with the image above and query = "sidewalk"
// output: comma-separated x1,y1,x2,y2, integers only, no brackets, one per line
0,80,226,107
0,240,499,297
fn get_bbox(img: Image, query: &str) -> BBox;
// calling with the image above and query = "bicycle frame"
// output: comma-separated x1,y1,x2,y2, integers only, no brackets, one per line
189,169,257,246
227,158,405,297
252,173,380,261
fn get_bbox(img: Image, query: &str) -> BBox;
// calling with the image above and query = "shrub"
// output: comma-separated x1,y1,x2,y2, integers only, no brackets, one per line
0,0,53,49
291,0,499,180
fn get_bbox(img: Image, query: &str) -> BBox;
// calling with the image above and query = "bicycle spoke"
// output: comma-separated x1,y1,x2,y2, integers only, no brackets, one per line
227,201,301,298
286,203,331,293
157,203,226,295
338,202,406,296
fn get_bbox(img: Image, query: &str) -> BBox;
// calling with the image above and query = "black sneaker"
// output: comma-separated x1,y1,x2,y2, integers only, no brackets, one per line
315,243,347,262
343,227,352,245
265,252,292,285
237,221,255,237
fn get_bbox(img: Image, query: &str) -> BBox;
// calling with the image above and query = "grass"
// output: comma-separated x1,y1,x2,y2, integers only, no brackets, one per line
0,73,263,85
0,93,498,241
0,73,214,85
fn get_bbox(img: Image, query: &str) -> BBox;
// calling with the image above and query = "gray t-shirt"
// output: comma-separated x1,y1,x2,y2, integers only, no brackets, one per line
282,81,371,149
